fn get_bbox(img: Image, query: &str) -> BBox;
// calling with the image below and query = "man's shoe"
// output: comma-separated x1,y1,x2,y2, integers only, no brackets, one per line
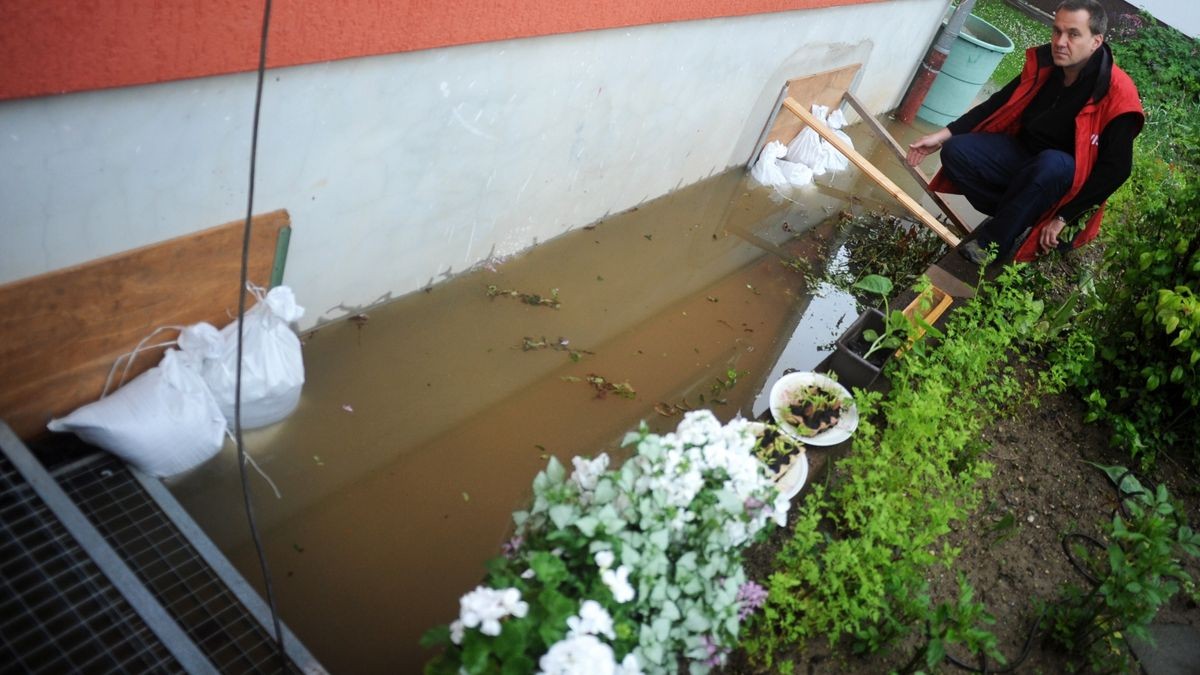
957,240,989,266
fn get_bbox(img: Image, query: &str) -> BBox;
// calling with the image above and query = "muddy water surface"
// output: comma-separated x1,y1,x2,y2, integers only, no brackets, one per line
168,126,920,672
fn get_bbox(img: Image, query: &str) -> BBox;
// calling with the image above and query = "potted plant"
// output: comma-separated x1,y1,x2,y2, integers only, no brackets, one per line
749,422,809,500
829,275,951,389
768,371,859,448
898,281,953,352
776,383,849,438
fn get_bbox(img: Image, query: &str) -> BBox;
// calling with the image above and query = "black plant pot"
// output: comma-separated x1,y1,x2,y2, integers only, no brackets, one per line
828,308,891,391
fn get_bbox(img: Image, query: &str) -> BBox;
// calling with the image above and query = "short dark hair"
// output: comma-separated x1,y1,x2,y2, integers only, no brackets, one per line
1057,0,1108,36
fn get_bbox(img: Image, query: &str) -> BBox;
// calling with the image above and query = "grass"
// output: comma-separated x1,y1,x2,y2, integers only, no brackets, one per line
969,0,1052,87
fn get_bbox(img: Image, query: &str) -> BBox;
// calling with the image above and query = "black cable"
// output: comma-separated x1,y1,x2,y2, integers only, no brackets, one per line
942,608,1046,674
235,0,287,672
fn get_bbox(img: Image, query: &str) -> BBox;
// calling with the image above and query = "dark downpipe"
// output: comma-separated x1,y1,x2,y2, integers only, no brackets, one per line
897,0,978,123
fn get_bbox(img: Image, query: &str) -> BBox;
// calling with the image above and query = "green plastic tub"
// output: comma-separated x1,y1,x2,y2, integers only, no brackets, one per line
917,14,1015,127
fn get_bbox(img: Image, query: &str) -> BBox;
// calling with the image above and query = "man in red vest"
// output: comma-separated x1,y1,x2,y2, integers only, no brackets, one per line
906,0,1144,266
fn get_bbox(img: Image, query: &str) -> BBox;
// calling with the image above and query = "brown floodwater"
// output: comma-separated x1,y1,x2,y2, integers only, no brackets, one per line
167,123,929,672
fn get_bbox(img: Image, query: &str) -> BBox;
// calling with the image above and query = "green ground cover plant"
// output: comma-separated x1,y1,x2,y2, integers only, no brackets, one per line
745,267,1049,669
971,0,1049,88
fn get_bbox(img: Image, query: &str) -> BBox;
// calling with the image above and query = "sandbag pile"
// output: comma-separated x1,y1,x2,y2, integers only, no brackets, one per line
47,285,306,478
751,104,855,188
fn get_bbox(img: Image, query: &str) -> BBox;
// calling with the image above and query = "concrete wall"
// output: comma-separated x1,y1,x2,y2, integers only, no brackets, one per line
0,0,949,330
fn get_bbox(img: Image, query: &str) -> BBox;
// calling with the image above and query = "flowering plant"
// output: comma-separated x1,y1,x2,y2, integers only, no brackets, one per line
422,410,788,674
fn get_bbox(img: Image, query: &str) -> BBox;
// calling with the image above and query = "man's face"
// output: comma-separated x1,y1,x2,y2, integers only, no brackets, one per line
1051,8,1103,70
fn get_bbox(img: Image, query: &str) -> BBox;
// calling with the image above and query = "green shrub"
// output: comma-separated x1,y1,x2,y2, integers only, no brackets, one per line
1065,165,1200,466
1046,471,1200,671
745,268,1047,666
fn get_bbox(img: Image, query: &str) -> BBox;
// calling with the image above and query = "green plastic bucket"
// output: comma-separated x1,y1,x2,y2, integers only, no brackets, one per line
917,14,1015,127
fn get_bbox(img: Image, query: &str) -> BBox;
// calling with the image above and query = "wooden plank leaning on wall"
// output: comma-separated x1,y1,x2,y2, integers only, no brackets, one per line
0,210,291,441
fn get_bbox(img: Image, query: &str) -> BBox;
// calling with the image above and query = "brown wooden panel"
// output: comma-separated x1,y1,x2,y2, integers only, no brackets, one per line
0,210,290,440
762,64,861,149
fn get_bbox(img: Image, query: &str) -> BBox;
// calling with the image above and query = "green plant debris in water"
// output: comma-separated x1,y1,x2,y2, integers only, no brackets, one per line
486,284,561,308
519,335,594,362
822,211,949,297
654,368,743,416
561,374,637,399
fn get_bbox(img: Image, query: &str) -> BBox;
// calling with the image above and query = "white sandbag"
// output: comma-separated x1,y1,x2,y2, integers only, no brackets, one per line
47,347,227,478
821,135,850,172
784,127,823,174
785,104,830,175
777,160,814,187
820,109,853,172
750,140,789,187
203,285,306,429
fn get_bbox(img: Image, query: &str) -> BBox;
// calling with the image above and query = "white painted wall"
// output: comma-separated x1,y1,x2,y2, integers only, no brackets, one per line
1133,0,1199,38
0,0,949,330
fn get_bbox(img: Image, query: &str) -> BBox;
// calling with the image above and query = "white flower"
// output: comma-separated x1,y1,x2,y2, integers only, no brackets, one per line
594,550,615,570
458,586,528,637
521,568,536,579
567,600,616,639
449,620,465,645
616,653,643,675
770,490,791,527
571,454,610,495
602,565,635,603
538,634,616,675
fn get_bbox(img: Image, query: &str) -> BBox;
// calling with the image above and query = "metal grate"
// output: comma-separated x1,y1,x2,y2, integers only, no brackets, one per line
0,452,184,674
57,454,295,673
0,422,326,675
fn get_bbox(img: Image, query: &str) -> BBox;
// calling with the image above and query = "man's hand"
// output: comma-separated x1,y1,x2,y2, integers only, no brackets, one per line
1038,216,1067,253
906,128,952,167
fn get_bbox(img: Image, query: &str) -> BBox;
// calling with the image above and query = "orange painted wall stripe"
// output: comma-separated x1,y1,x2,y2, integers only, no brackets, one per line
0,0,881,101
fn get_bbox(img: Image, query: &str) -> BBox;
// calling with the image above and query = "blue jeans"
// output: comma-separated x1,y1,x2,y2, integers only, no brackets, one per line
940,133,1075,258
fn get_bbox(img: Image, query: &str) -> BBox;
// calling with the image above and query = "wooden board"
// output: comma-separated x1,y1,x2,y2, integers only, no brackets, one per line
841,92,971,236
761,64,862,150
0,210,291,440
781,97,961,247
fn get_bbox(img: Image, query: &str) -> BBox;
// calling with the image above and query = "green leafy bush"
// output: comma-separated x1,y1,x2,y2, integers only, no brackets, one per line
1064,164,1200,466
1111,13,1200,166
1040,19,1200,468
746,268,1046,666
1046,470,1200,671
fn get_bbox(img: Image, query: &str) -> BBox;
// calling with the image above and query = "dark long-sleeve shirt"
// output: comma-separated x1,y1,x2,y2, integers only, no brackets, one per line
946,50,1140,224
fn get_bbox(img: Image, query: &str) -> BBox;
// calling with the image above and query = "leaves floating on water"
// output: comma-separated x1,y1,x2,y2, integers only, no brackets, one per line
486,285,561,309
519,336,594,362
562,373,637,400
656,368,743,415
